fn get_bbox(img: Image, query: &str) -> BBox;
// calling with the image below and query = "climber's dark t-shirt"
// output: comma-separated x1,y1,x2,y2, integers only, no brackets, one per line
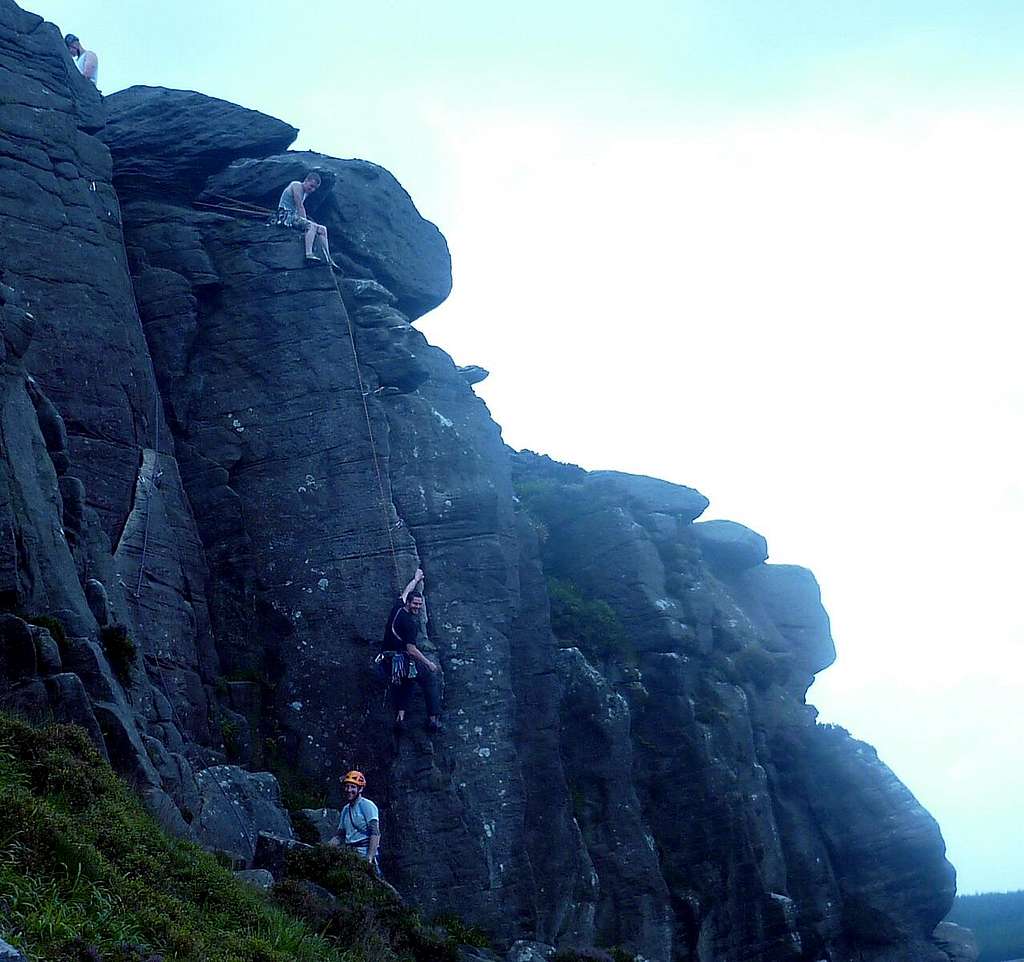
381,599,418,652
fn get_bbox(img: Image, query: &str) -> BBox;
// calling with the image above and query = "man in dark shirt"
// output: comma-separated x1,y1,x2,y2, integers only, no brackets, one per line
381,568,442,732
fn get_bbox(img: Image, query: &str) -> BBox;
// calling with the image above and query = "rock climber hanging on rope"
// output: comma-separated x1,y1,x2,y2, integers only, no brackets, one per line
272,171,341,270
375,568,443,733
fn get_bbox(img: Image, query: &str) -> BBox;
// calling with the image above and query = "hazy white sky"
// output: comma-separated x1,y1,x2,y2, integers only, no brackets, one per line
32,0,1023,894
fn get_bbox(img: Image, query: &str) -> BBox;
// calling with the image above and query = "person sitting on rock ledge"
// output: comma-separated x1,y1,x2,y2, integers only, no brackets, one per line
376,568,442,733
328,770,381,875
273,171,341,270
64,34,99,87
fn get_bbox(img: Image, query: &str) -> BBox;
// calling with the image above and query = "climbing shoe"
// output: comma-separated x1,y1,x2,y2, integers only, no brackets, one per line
304,254,323,264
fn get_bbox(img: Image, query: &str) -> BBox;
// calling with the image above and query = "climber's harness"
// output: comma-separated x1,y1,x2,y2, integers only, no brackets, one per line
373,607,417,702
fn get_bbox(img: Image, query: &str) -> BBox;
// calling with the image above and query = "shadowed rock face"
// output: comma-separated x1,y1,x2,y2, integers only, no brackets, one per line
0,5,962,959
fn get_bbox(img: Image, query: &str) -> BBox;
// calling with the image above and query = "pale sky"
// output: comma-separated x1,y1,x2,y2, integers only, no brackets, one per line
30,0,1023,895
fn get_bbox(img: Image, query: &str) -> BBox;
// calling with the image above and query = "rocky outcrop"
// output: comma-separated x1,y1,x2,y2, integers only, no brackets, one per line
193,766,295,865
932,923,980,962
0,4,964,960
508,452,953,961
101,86,299,197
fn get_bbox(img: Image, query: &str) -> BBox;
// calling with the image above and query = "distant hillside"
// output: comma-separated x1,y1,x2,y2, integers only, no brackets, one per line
947,891,1024,962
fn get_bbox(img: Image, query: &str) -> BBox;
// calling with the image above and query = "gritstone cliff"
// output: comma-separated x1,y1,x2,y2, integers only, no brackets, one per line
0,3,964,960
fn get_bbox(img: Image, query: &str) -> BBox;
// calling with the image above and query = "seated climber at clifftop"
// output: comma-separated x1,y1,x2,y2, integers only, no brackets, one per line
64,34,99,87
375,568,443,733
272,171,341,270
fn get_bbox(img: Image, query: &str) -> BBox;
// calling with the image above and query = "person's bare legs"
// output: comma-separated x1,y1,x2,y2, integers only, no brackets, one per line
304,221,318,258
315,224,340,269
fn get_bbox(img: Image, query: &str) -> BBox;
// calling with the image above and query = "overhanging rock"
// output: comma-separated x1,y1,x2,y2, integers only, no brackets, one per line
102,86,298,197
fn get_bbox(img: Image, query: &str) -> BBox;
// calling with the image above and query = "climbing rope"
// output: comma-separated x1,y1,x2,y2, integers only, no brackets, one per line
192,200,268,219
193,194,272,220
128,189,403,633
335,273,403,592
202,192,271,213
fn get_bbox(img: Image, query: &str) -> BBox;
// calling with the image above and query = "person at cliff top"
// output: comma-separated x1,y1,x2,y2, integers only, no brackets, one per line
376,567,443,733
64,34,99,87
328,771,382,875
274,172,341,270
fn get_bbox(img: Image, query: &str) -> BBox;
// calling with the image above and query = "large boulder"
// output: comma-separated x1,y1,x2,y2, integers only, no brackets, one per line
932,922,979,962
253,831,313,880
193,766,294,865
101,86,298,197
0,936,28,962
736,564,836,673
588,470,709,521
695,519,768,572
202,151,452,319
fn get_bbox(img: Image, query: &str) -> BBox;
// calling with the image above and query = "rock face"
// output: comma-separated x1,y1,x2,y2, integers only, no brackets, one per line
0,4,964,960
101,86,299,197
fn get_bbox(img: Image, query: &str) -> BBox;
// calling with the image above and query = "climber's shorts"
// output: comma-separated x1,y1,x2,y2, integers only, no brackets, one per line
272,208,313,231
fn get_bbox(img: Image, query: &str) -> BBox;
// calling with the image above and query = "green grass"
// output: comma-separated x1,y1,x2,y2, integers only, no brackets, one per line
0,714,458,962
0,714,488,962
275,846,471,961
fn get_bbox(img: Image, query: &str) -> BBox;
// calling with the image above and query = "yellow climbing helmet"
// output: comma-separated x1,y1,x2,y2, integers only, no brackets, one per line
341,770,367,788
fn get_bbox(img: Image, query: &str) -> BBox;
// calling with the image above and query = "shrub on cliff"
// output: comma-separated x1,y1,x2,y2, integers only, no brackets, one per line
99,624,136,681
547,578,635,664
275,846,484,960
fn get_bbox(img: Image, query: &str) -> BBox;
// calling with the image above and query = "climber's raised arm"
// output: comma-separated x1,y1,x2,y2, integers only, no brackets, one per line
401,568,424,604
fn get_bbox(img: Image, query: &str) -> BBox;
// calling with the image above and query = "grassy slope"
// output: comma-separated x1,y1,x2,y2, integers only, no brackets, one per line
0,715,474,962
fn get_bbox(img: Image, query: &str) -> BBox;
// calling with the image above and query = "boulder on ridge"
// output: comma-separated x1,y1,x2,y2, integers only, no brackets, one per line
101,86,298,197
695,519,769,571
588,470,710,522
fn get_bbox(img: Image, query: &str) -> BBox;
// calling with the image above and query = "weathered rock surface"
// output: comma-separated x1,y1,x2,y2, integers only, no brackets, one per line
694,518,769,571
193,767,294,865
458,364,490,385
297,807,342,844
0,7,966,961
507,943,555,962
0,937,28,962
101,86,298,197
233,868,275,891
932,923,980,962
253,831,311,879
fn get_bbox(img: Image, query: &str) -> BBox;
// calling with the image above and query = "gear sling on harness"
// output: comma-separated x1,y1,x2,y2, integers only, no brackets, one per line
374,606,417,701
